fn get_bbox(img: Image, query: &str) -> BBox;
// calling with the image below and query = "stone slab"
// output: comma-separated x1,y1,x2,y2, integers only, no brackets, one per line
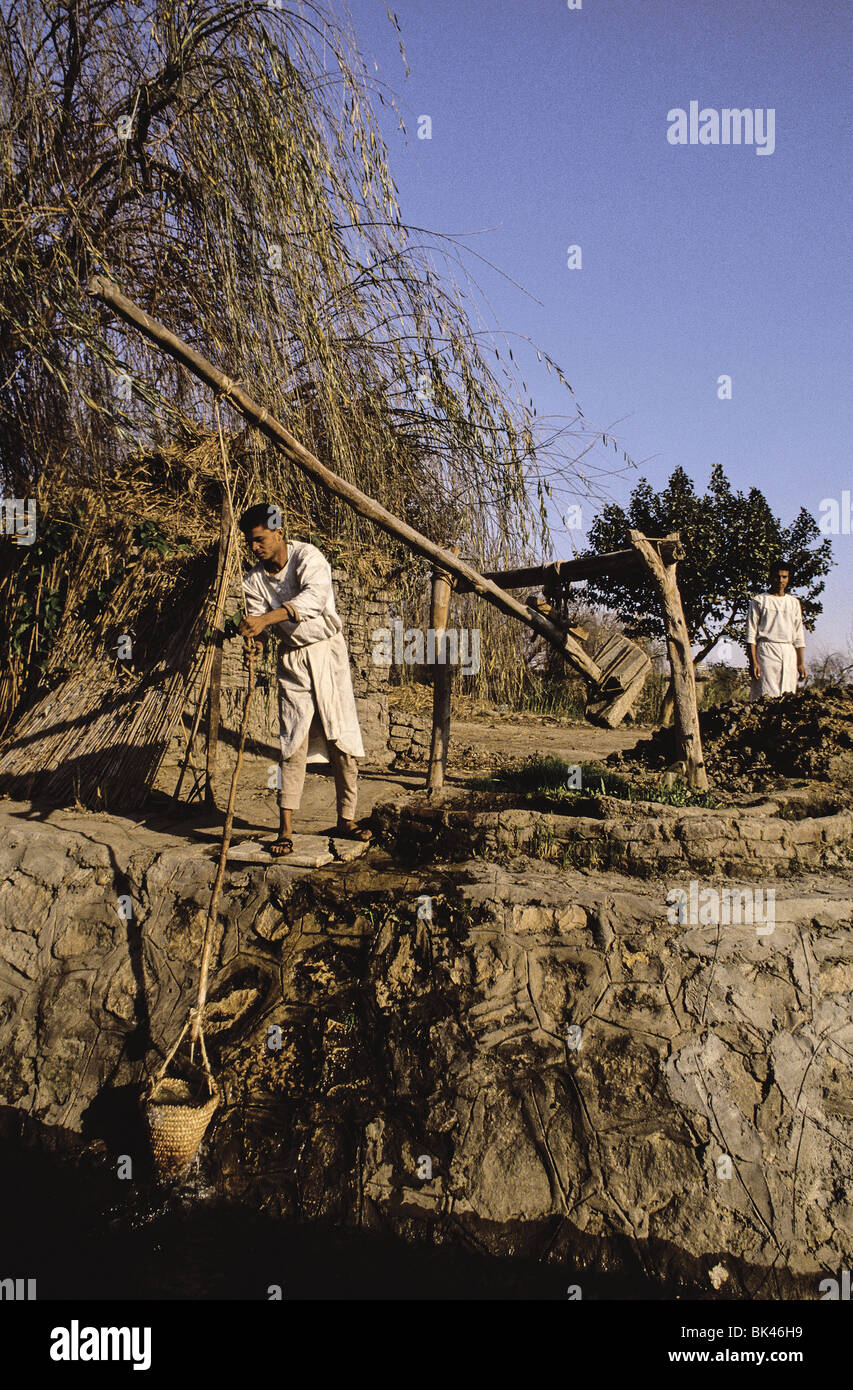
207,835,334,868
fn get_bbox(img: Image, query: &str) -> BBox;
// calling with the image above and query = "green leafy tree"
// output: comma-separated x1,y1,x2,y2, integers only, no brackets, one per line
585,465,833,664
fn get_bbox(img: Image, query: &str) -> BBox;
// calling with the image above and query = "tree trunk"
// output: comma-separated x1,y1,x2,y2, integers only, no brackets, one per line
660,680,674,728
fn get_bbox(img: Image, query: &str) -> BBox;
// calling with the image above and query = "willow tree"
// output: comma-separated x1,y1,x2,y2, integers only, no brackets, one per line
0,0,630,726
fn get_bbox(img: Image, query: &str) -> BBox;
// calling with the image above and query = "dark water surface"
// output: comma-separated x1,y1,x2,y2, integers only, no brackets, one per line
0,1125,693,1301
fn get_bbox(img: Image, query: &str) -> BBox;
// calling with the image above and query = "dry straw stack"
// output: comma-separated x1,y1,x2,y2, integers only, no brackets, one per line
0,425,380,809
0,432,223,808
0,491,215,807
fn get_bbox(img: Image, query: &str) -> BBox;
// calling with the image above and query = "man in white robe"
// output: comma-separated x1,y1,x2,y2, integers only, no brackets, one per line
746,562,806,701
236,503,371,856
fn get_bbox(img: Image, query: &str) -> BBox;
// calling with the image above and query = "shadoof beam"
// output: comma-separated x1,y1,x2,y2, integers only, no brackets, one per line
87,275,602,685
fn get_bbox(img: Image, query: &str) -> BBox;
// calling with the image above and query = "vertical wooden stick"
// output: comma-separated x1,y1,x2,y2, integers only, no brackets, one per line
205,488,230,806
191,651,256,1054
627,529,708,792
427,551,457,790
173,643,216,802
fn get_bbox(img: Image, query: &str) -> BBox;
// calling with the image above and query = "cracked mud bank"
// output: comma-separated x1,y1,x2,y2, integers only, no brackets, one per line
1,793,852,1298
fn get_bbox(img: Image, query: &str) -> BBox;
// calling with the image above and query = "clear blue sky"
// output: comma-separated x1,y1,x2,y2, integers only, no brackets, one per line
342,0,852,657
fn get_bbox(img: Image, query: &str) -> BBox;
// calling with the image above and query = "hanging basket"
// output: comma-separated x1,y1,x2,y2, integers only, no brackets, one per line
143,1017,219,1178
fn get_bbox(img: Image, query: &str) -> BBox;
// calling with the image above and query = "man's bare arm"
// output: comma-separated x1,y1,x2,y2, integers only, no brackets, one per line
238,606,299,638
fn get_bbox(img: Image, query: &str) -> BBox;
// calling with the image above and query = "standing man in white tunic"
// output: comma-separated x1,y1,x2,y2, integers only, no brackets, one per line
236,503,371,857
746,562,807,701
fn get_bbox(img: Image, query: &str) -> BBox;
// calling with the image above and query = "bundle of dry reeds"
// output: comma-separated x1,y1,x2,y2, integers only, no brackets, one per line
0,524,214,808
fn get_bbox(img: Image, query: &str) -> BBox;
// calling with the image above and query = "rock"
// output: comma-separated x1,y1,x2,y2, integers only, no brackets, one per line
0,926,39,978
222,842,273,863
211,834,333,868
104,960,137,1022
329,837,369,863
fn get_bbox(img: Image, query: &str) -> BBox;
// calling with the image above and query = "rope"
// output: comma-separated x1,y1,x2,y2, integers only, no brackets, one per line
166,397,284,1068
189,650,255,1058
136,387,290,1128
187,399,256,1060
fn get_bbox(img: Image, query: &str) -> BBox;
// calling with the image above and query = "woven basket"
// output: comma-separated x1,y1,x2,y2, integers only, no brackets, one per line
144,1077,219,1178
143,1016,219,1178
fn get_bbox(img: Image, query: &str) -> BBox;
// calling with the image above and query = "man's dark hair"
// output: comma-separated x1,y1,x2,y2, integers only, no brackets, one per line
770,558,793,579
239,503,283,538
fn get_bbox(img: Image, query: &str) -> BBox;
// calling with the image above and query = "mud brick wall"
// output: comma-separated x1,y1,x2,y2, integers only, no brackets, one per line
330,568,397,700
375,794,853,879
387,706,432,763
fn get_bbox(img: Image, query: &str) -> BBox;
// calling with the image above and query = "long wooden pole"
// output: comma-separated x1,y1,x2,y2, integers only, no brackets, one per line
191,650,256,1053
88,276,602,687
628,529,708,792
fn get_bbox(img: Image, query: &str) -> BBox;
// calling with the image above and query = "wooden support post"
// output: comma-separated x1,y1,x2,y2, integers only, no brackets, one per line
628,530,708,791
204,488,230,807
427,554,457,790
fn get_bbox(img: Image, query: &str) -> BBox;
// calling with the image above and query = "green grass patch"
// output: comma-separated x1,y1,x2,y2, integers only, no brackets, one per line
469,755,717,809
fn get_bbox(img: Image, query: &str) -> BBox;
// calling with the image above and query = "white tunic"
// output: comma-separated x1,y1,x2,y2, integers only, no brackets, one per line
745,593,805,648
243,541,365,763
746,593,805,700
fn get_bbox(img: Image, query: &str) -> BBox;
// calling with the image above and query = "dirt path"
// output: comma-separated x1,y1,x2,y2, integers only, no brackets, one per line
190,716,650,847
1,717,650,855
449,718,649,769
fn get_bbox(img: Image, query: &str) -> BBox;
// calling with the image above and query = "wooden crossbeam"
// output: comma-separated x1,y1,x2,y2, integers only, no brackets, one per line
454,539,682,594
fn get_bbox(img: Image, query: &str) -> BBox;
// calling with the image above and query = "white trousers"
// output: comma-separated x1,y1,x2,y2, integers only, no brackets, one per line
750,640,798,701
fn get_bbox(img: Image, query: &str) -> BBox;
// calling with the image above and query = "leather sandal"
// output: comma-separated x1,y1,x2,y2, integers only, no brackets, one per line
269,836,293,857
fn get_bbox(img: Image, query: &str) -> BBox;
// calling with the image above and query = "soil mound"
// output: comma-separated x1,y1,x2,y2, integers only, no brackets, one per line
616,685,853,788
